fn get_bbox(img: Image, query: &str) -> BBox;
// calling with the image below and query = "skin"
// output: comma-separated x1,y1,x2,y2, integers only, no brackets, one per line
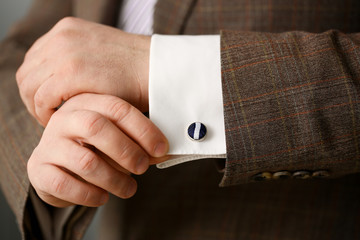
17,18,169,207
16,17,151,126
28,93,169,207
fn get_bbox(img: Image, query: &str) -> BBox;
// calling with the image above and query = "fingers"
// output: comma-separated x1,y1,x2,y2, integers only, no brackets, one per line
33,67,103,125
17,62,55,124
35,194,74,208
149,155,171,165
28,163,109,207
35,139,137,200
53,93,169,174
57,109,150,174
33,75,62,125
63,94,169,158
27,92,168,207
16,17,85,125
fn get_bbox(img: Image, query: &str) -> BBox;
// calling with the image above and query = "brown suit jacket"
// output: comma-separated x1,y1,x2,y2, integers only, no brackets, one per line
0,0,359,239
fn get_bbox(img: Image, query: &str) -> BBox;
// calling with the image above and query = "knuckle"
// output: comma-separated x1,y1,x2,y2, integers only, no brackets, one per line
49,174,69,195
107,98,132,122
48,109,65,126
31,37,43,49
53,20,80,50
117,180,129,198
56,17,78,30
77,150,98,176
27,149,39,172
36,191,55,206
82,112,107,138
23,47,35,61
78,188,92,204
18,77,31,99
137,123,152,141
34,88,46,108
55,30,75,45
37,192,51,202
26,158,34,175
117,142,133,163
119,178,137,199
34,182,47,196
65,57,83,75
27,159,38,185
27,146,46,179
15,68,24,85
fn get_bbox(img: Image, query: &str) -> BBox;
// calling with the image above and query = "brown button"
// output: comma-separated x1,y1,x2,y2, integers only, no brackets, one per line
252,172,272,181
293,171,311,179
312,170,330,178
273,171,291,180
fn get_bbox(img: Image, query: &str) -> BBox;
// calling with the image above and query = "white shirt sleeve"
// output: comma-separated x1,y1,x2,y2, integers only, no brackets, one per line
149,34,227,168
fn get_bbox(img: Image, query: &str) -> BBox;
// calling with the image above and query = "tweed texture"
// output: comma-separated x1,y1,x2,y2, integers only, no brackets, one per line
0,39,39,238
220,30,360,185
154,0,360,186
154,0,360,34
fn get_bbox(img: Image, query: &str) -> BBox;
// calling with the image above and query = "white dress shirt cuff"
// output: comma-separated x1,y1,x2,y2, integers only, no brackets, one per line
149,34,226,168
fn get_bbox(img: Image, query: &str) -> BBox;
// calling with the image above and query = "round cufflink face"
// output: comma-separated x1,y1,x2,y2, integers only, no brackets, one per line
187,122,207,141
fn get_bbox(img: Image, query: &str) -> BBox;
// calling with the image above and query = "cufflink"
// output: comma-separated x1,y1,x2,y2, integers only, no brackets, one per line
187,122,207,141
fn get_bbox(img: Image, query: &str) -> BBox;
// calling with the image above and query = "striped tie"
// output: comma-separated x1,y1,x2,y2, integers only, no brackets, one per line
118,0,156,35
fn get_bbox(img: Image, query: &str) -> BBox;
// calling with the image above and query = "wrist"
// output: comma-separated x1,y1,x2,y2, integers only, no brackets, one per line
135,35,151,112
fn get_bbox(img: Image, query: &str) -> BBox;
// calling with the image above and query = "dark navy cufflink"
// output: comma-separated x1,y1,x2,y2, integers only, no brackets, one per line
187,122,207,141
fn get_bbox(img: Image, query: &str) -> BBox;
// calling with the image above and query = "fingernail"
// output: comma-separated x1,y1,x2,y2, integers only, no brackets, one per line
126,179,137,198
154,142,168,157
136,155,149,174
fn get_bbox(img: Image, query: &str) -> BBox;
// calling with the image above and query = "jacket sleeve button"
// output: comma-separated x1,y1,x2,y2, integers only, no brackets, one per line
293,171,311,179
273,171,291,180
312,170,330,178
252,172,272,181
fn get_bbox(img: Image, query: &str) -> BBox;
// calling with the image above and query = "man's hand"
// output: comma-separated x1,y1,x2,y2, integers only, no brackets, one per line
16,17,150,126
27,93,168,207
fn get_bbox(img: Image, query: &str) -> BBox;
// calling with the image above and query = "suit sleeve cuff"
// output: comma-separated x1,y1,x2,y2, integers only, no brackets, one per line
149,34,227,168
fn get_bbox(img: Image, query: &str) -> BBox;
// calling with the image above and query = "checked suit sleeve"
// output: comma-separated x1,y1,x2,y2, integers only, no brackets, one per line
219,30,360,186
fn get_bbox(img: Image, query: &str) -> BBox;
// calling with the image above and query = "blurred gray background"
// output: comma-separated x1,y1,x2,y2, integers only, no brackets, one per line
0,1,100,239
0,0,31,40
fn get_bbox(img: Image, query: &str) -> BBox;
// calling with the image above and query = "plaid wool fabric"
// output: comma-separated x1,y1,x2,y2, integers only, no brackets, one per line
154,0,360,185
0,0,359,239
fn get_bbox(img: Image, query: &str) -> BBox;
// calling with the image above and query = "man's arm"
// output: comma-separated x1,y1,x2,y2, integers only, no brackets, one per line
220,30,360,186
16,16,360,188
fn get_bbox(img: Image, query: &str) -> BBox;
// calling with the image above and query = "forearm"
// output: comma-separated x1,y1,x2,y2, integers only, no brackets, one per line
220,29,360,186
147,30,360,187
